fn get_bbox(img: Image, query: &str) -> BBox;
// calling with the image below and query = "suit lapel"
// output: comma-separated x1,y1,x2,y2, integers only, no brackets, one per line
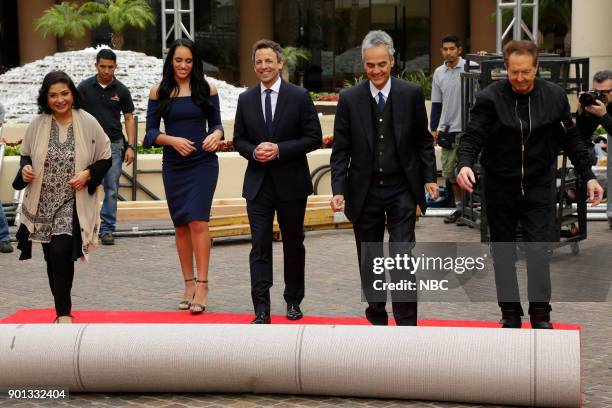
271,80,288,140
390,77,403,150
356,81,374,152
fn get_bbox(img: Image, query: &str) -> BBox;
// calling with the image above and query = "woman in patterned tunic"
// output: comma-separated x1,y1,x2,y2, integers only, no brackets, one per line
13,71,111,323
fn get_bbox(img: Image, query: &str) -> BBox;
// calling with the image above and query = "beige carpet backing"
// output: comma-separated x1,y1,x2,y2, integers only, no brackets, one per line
0,324,581,407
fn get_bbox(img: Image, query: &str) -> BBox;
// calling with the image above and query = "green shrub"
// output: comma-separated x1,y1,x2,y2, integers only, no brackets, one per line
343,75,365,88
397,70,432,99
136,144,163,154
2,145,21,156
594,125,607,135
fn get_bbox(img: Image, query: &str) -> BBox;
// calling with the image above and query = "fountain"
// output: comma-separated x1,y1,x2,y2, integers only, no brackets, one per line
0,46,246,124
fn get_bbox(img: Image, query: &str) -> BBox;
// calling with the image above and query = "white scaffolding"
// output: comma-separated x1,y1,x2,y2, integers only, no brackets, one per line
161,0,195,57
496,0,539,53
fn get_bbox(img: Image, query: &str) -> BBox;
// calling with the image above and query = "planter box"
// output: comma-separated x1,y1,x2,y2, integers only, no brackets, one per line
314,101,338,115
0,149,334,202
0,114,339,144
0,147,444,202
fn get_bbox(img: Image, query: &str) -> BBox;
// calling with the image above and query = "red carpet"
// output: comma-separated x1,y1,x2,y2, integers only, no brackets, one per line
0,309,581,330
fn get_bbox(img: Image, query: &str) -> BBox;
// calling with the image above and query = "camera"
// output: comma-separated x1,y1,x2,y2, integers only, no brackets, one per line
579,89,606,106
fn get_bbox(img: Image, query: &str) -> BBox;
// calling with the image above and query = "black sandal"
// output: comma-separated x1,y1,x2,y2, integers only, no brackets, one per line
190,280,208,314
179,278,196,310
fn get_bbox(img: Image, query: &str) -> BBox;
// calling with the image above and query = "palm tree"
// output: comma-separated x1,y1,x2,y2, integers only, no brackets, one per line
83,0,156,50
33,2,93,51
281,46,311,84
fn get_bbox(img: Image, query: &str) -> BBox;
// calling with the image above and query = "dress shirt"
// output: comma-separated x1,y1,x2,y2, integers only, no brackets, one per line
260,76,282,123
369,78,392,105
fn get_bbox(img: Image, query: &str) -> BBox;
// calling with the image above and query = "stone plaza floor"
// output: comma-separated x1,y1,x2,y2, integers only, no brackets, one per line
0,217,610,407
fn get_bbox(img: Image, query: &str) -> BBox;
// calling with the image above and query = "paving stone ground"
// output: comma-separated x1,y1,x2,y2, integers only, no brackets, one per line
0,217,610,408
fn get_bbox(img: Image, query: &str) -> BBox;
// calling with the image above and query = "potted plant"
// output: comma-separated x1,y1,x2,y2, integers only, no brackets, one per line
33,1,93,51
82,0,156,50
281,46,311,85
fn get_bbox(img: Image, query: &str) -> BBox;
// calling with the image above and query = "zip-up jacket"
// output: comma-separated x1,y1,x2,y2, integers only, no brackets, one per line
457,78,595,192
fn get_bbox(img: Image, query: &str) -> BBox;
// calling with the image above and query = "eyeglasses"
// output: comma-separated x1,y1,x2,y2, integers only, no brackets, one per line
598,88,612,96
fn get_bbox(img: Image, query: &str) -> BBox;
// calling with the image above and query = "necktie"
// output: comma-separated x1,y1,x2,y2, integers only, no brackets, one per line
377,92,385,112
265,88,273,133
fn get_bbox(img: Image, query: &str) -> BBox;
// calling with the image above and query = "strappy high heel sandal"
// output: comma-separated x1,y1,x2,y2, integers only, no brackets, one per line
179,277,196,310
189,280,208,314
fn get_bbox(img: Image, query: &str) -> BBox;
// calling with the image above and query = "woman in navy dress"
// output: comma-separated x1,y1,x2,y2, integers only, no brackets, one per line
144,39,223,314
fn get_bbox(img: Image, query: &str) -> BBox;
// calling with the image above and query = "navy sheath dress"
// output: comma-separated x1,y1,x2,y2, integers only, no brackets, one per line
144,95,223,226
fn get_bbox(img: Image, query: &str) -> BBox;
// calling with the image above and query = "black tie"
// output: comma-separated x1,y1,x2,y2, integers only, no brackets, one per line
265,88,273,133
377,92,385,112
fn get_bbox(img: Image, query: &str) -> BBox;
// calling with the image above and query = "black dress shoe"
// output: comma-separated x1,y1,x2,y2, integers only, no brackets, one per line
529,308,554,330
286,304,303,320
530,320,553,329
500,310,522,328
501,316,522,328
251,312,271,324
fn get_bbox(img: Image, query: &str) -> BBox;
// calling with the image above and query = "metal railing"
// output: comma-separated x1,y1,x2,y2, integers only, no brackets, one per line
118,116,162,201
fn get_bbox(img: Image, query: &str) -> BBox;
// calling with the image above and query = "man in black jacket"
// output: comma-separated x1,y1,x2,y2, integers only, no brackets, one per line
233,39,322,324
330,30,438,326
457,40,604,329
577,69,612,162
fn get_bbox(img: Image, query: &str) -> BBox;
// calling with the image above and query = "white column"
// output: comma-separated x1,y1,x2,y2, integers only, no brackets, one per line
571,0,612,81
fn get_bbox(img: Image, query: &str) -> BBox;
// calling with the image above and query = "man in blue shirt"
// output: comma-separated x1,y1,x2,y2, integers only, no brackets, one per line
0,140,13,251
0,201,12,253
0,103,14,253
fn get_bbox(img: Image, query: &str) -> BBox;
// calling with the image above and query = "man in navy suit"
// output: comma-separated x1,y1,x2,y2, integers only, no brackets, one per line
233,39,322,324
330,31,439,326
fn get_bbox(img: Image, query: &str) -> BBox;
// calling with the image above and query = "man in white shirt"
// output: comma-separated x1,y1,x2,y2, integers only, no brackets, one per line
233,39,322,324
331,31,438,326
431,34,470,223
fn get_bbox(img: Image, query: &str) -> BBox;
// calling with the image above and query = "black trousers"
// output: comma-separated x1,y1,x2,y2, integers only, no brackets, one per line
353,181,418,326
485,182,554,315
247,174,307,314
41,234,75,317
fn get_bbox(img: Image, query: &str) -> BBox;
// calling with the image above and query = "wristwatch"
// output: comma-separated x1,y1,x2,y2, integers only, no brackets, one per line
126,144,136,150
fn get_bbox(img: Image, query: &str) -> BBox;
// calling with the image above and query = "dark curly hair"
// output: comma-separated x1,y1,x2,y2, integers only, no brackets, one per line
37,70,84,114
157,38,212,117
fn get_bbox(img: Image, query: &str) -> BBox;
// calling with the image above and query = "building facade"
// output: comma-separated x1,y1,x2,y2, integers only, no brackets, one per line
1,0,610,91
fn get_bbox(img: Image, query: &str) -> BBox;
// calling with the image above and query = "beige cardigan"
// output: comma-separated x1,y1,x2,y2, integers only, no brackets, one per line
20,109,111,256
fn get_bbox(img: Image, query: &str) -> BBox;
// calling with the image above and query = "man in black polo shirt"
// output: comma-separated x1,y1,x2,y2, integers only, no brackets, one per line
78,49,136,245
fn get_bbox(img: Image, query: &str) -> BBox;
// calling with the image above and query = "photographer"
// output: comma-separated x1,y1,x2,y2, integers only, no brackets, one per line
577,70,612,162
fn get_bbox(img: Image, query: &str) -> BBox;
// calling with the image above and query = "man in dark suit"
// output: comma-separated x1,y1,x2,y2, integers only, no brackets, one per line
233,39,322,324
330,31,439,326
